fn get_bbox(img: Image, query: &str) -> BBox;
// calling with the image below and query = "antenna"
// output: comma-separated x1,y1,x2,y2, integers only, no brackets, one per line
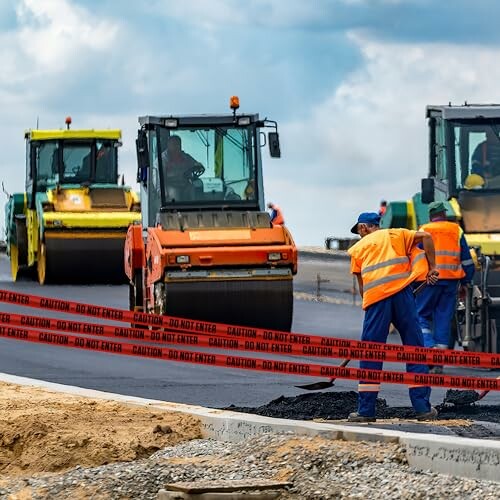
36,116,39,129
1,182,10,199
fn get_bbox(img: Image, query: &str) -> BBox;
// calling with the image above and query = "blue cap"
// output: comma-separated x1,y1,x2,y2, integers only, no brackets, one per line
351,212,381,234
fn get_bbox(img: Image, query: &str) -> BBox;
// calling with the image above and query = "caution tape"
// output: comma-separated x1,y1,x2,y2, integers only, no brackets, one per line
0,322,499,392
1,288,500,369
2,310,500,370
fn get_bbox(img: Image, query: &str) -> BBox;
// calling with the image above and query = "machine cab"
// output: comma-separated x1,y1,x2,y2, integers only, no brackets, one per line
135,103,280,229
25,127,122,209
423,104,500,234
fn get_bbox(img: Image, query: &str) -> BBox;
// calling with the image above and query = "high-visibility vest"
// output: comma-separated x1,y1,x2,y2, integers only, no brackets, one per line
419,221,465,280
271,205,284,225
348,229,415,309
410,246,428,282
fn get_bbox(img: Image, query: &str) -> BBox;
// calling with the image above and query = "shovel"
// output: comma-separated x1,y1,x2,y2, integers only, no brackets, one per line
295,281,429,391
473,375,500,403
295,358,351,391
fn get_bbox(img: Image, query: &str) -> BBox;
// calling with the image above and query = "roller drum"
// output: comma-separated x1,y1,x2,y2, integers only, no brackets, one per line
42,235,127,284
163,278,293,332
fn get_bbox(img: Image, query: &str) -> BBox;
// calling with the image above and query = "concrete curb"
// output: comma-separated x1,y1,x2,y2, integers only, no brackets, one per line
1,372,499,483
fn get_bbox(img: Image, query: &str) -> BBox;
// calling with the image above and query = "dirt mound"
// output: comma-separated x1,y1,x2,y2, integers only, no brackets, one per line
0,382,201,478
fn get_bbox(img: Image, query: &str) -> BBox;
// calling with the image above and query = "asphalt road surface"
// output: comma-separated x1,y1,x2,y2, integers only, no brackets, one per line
0,253,498,410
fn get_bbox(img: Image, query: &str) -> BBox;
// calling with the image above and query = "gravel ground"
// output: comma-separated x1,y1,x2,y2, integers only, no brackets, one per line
1,433,499,499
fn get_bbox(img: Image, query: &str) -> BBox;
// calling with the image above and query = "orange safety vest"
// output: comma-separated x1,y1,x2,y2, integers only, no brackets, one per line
271,205,285,225
419,221,465,280
348,229,416,309
410,246,429,282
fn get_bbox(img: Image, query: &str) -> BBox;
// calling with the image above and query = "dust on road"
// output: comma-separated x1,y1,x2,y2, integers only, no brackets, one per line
0,382,201,478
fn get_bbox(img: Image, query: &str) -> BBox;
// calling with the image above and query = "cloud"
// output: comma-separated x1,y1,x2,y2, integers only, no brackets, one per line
0,0,118,89
272,32,500,244
0,0,121,213
148,0,330,30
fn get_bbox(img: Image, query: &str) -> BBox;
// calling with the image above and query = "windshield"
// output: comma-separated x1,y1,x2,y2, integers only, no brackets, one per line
35,140,118,188
451,120,500,191
150,125,258,207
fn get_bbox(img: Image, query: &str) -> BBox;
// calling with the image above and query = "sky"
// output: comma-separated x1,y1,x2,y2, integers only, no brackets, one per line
1,0,500,245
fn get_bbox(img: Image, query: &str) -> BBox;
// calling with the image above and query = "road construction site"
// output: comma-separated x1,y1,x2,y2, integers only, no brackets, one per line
1,249,500,497
1,380,499,500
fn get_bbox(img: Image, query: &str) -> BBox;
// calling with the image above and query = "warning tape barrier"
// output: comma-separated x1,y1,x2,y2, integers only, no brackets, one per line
3,310,500,370
1,322,499,392
1,288,500,369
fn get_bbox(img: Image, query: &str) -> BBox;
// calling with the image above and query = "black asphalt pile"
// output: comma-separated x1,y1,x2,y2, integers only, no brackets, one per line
443,389,480,406
225,392,412,421
225,391,500,424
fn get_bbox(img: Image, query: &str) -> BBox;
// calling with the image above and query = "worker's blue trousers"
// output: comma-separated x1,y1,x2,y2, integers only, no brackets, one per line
358,286,431,417
414,281,458,349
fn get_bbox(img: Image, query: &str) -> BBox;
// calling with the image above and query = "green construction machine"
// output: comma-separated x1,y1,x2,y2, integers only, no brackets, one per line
381,103,500,353
5,118,141,284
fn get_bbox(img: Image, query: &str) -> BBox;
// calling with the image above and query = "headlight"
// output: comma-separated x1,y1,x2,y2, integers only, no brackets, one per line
176,255,190,264
164,118,178,128
268,252,281,261
237,116,251,126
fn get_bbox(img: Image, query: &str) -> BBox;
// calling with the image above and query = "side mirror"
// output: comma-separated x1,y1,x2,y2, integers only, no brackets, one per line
268,132,281,158
135,130,149,184
421,177,435,204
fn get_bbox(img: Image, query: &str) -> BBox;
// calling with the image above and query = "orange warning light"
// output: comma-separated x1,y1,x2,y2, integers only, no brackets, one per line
65,116,72,129
229,96,240,111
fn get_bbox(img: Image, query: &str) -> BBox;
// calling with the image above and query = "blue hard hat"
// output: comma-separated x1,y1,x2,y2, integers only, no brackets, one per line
351,212,381,234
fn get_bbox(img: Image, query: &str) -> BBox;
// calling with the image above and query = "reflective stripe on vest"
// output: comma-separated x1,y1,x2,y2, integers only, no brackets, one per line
410,247,428,282
361,257,409,276
363,271,412,292
348,229,416,309
420,221,465,280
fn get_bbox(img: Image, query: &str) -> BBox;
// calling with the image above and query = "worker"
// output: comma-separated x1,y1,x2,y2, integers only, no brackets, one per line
415,201,475,374
464,173,485,190
472,128,500,178
267,202,284,225
378,200,387,217
163,136,204,179
347,212,439,422
162,135,205,200
95,143,113,183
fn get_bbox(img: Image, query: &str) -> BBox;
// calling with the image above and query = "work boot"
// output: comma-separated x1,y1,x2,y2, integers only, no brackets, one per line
429,366,443,375
347,412,376,423
416,406,438,421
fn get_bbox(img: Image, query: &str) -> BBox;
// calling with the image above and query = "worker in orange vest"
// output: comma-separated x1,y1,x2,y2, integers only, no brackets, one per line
267,202,284,225
415,201,475,374
378,200,387,217
347,212,439,422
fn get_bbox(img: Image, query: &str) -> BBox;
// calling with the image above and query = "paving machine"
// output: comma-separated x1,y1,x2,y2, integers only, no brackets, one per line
5,118,141,284
381,103,500,353
125,98,297,331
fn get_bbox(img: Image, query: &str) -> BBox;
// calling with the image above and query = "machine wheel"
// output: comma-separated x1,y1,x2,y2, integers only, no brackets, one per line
129,271,146,328
448,317,458,350
10,220,29,282
37,242,52,285
10,244,19,282
15,221,28,266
